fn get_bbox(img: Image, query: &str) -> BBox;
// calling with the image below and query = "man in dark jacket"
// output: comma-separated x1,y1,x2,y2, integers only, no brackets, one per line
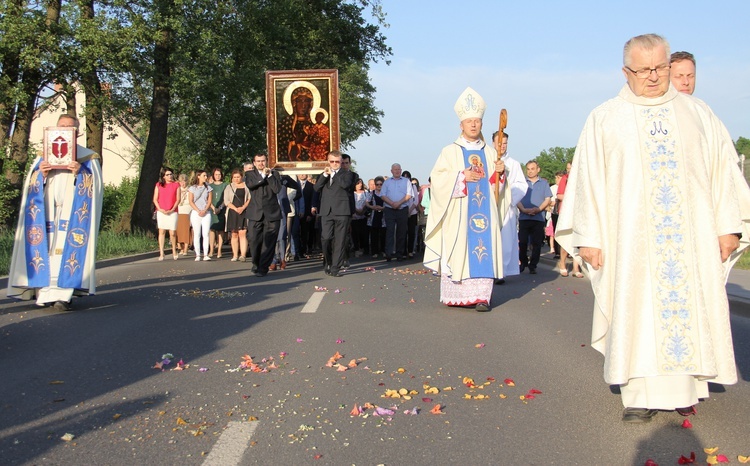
314,151,354,277
245,154,281,276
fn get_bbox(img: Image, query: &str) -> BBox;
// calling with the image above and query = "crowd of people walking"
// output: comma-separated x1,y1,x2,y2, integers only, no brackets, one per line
152,156,429,271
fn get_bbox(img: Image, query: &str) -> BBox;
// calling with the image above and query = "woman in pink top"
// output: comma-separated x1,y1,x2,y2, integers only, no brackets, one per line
152,166,181,260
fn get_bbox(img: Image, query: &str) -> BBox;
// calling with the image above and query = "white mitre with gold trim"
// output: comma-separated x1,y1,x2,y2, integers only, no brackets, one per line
454,87,486,121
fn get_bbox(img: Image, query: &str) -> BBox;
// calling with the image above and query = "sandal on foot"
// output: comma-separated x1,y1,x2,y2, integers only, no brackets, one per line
559,268,569,277
572,272,584,278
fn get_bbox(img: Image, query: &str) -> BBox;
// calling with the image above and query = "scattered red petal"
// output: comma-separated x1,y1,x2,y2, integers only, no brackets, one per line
422,397,433,403
314,454,323,460
486,377,496,382
678,452,696,464
681,418,693,429
430,404,444,414
717,455,729,463
525,395,535,399
573,290,579,295
528,389,542,394
644,460,658,466
504,378,515,386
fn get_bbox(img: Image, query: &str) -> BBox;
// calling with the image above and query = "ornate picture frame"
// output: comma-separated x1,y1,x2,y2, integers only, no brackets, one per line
265,69,339,174
43,126,77,168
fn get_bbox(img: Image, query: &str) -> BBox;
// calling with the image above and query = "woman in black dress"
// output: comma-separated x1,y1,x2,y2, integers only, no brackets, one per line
224,169,251,261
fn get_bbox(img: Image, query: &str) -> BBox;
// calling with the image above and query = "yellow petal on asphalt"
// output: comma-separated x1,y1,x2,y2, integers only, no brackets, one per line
705,448,719,454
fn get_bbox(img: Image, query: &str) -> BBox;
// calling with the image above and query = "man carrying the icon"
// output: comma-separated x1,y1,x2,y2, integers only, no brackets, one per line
7,114,103,311
423,87,503,312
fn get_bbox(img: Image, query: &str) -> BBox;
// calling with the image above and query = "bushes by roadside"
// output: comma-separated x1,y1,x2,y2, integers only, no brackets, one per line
0,177,157,276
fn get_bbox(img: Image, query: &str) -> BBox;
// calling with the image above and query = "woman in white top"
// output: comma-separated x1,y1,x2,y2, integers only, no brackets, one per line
188,170,213,261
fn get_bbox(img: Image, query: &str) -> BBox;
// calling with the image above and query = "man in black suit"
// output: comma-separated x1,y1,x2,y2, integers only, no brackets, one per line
340,153,359,268
296,174,316,258
314,151,354,277
245,154,282,277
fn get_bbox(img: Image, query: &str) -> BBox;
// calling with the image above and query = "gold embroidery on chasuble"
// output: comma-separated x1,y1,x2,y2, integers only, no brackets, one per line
78,173,94,198
29,250,45,273
64,252,80,275
27,200,41,222
471,183,486,208
74,201,90,223
641,106,697,373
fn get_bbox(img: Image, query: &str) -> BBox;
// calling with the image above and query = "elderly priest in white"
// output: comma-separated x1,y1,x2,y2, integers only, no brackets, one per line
424,87,504,312
556,33,750,423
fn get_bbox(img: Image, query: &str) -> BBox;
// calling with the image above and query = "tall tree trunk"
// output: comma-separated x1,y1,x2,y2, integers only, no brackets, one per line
78,0,104,160
131,5,172,233
0,0,24,175
4,0,62,225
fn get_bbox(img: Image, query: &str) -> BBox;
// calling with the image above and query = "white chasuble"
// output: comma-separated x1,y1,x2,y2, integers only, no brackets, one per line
556,85,750,387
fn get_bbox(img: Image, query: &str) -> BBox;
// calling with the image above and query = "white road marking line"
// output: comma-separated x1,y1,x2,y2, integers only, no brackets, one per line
202,420,259,466
301,292,326,313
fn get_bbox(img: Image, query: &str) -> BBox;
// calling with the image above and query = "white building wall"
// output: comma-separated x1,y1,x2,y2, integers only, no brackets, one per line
29,93,140,186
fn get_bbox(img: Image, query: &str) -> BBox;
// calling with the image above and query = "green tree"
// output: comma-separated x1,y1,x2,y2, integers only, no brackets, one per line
736,137,750,157
534,146,576,182
130,0,392,232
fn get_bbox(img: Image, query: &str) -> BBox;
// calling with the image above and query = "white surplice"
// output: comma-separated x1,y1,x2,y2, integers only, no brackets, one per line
556,84,750,408
497,154,527,276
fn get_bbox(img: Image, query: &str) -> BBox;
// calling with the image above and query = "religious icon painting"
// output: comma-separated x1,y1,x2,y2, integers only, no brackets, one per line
43,126,77,168
265,69,340,175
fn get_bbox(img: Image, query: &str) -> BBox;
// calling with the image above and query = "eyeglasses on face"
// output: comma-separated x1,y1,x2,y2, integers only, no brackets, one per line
625,64,670,79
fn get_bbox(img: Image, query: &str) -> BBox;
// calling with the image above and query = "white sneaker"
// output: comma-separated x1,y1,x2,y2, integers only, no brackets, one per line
195,256,200,262
203,256,211,261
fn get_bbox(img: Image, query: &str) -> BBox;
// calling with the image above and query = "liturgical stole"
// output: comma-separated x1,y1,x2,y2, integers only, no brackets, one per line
461,147,495,278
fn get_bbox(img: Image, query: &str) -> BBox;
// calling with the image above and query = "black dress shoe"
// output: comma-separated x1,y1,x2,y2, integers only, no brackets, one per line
251,265,258,273
494,279,505,285
529,268,537,274
621,407,658,423
254,271,267,277
676,406,696,416
324,265,332,275
330,270,343,277
520,265,526,273
53,300,71,311
385,256,392,262
475,302,490,312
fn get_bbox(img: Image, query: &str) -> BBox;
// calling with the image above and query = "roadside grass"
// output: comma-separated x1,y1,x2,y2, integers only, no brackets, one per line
0,229,156,276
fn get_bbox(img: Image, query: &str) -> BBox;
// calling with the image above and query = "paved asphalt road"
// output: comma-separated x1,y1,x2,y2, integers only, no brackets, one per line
1,252,749,465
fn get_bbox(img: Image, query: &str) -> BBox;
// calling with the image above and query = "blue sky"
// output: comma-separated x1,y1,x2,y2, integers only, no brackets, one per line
349,0,750,183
